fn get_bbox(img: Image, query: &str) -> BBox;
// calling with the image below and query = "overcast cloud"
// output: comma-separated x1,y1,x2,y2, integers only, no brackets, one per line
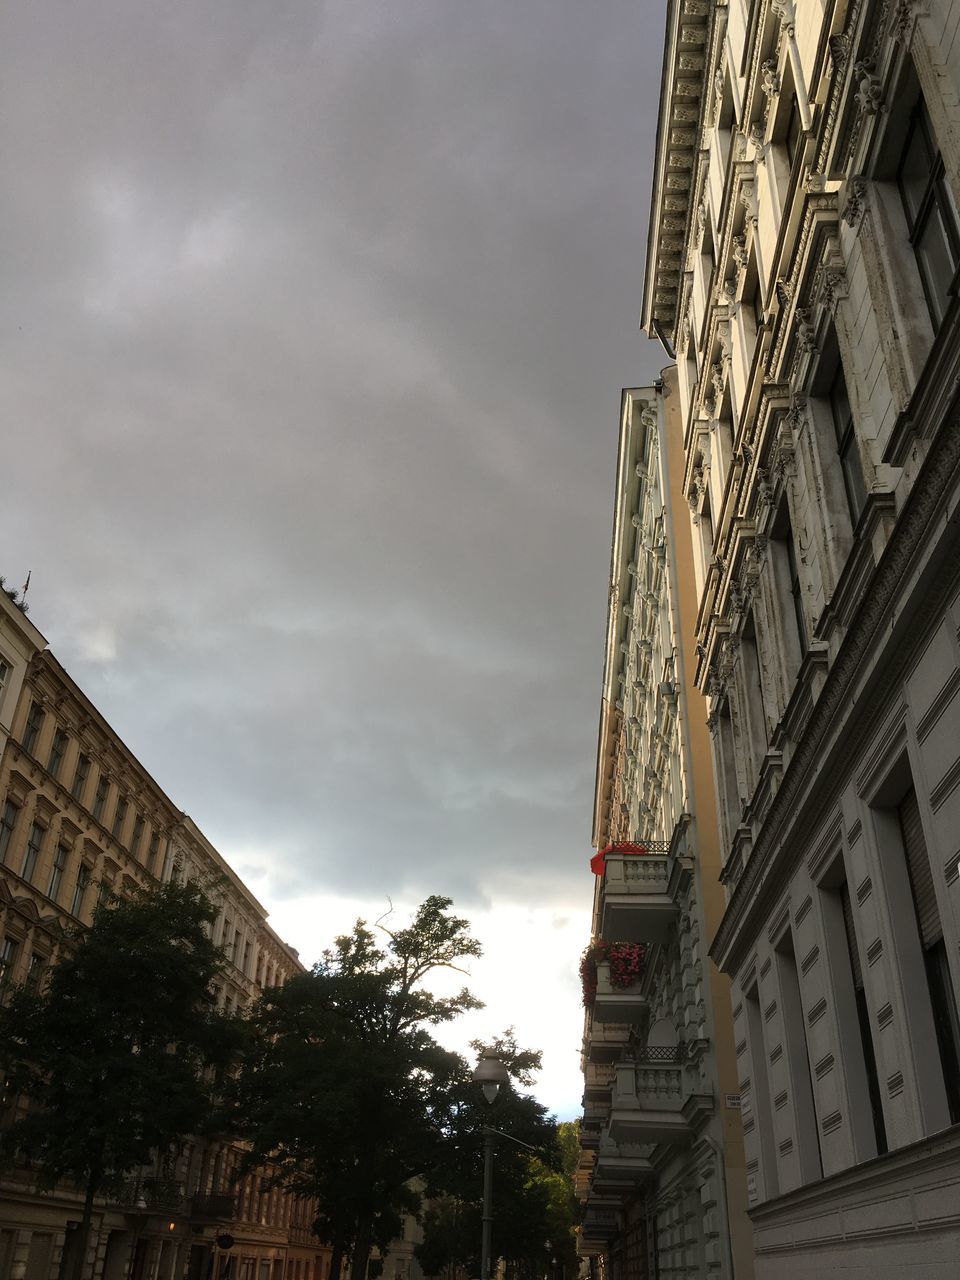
2,0,667,1113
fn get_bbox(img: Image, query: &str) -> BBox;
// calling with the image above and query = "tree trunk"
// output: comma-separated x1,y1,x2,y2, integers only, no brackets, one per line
349,1214,372,1280
329,1243,343,1280
70,1176,99,1280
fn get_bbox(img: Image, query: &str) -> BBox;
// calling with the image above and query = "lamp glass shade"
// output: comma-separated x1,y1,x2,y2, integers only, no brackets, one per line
473,1048,510,1105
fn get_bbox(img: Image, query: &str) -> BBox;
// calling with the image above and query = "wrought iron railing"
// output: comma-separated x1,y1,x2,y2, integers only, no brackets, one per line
634,1045,683,1064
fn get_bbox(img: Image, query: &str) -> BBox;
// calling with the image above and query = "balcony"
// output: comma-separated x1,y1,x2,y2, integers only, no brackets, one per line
581,1093,612,1135
599,846,685,945
580,1202,620,1242
608,1051,713,1147
582,1061,616,1103
190,1193,238,1222
583,1018,631,1062
592,962,648,1025
593,1133,654,1189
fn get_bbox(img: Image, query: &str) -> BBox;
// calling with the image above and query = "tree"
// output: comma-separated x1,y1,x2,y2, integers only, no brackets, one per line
416,1037,574,1280
0,880,238,1280
234,897,484,1280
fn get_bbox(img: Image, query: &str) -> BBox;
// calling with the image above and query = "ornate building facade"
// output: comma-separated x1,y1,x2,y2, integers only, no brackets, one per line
578,374,752,1280
0,590,331,1280
641,0,960,1272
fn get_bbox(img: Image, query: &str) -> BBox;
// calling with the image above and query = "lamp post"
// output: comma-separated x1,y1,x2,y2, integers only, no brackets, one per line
472,1048,509,1280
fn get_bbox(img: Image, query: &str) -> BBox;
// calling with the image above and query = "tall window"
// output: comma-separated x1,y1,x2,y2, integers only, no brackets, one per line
22,821,45,882
130,814,144,858
71,753,90,802
48,843,69,900
828,360,868,526
838,876,888,1154
775,931,823,1181
897,92,960,330
47,728,68,780
71,864,91,917
25,952,45,990
0,937,18,986
22,700,44,755
898,787,960,1121
0,801,19,865
146,831,160,874
112,795,128,842
0,657,10,697
92,773,109,823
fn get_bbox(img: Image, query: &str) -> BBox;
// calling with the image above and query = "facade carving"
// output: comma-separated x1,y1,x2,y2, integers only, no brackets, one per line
639,0,960,1271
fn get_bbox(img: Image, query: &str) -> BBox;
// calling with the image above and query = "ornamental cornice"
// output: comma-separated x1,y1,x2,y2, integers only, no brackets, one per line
711,411,960,973
643,0,718,342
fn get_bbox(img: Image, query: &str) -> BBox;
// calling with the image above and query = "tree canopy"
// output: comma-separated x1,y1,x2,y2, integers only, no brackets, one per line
233,896,486,1280
0,879,238,1280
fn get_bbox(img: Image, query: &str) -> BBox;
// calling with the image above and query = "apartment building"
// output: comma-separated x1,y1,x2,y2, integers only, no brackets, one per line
578,374,752,1280
0,590,331,1280
641,0,960,1272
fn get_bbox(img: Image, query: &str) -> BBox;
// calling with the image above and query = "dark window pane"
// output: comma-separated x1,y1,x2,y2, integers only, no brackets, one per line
916,198,958,327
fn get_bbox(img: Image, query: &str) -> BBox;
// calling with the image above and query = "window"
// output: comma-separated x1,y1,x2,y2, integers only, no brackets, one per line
242,940,252,975
742,611,769,757
112,795,128,842
22,822,45,883
897,92,960,329
828,360,868,526
146,831,160,875
785,94,803,168
92,773,109,823
71,753,90,802
785,530,806,657
775,931,823,1182
0,938,18,986
25,953,45,990
898,787,960,1121
751,275,764,330
838,877,888,1154
0,801,19,865
22,700,44,755
71,864,91,917
47,728,68,780
130,814,144,857
48,843,69,900
0,657,10,696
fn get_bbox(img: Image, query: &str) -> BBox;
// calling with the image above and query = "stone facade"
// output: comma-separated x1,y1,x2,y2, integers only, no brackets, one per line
642,0,960,1273
0,591,331,1280
578,377,753,1280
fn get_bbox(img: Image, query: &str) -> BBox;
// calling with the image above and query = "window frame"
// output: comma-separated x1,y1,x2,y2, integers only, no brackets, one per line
896,94,960,330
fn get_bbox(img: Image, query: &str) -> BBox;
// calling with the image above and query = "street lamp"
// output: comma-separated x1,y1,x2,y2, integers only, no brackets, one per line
472,1048,509,1280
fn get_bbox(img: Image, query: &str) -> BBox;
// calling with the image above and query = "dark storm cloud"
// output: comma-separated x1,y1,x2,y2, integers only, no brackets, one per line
1,0,667,909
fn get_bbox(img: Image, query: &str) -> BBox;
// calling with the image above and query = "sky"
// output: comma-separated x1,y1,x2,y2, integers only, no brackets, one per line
1,0,668,1118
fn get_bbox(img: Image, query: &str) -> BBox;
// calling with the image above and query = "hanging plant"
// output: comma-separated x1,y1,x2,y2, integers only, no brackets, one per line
579,939,648,1008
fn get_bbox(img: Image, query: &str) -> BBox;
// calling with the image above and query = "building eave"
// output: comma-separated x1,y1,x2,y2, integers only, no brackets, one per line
640,0,712,344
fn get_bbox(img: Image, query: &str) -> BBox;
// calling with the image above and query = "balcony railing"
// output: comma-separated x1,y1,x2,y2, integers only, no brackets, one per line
582,1061,616,1102
608,1052,712,1147
592,963,648,1025
593,1132,654,1189
580,1204,620,1241
583,1018,632,1062
599,851,680,945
